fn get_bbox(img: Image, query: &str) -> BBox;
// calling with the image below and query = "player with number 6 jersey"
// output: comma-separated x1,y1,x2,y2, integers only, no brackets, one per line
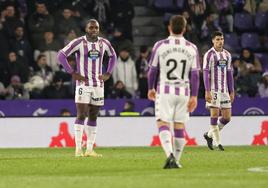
147,15,200,169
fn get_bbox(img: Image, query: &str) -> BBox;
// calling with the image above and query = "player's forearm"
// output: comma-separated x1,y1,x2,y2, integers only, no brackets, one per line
57,51,74,74
147,67,158,90
190,70,200,97
227,70,234,93
106,54,117,74
203,69,211,91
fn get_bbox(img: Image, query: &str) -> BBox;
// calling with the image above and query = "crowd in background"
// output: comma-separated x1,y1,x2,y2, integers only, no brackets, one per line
0,0,268,100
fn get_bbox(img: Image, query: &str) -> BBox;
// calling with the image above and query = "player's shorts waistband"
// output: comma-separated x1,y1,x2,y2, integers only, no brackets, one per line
157,84,189,96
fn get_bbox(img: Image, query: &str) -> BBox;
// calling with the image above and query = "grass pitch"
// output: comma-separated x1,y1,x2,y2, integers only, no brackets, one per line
0,146,268,188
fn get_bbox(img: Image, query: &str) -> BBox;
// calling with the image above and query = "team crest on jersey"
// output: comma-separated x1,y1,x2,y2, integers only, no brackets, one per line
88,49,100,60
217,59,227,68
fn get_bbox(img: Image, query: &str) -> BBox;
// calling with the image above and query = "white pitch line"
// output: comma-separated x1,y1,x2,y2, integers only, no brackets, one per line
248,167,268,172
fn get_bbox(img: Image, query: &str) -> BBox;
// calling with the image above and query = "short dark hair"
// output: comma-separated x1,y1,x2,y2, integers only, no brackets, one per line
211,31,223,39
169,15,186,34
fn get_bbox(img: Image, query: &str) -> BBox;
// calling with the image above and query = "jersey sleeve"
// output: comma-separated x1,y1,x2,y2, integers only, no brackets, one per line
61,38,82,56
148,41,161,68
102,39,117,74
191,45,201,70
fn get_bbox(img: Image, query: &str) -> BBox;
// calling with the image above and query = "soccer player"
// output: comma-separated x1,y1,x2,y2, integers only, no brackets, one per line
57,19,117,157
147,15,200,169
203,31,234,151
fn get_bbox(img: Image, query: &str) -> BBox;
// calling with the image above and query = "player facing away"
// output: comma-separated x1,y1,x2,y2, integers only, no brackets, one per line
57,19,117,157
147,15,200,169
203,31,234,151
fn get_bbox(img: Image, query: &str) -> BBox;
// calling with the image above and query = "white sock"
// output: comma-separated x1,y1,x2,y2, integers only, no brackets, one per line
74,124,84,150
209,125,221,146
173,138,186,163
159,130,173,157
84,125,97,152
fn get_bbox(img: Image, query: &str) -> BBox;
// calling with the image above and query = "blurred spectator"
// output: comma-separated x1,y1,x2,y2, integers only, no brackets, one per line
0,29,10,62
42,75,71,99
28,1,54,48
35,31,62,72
135,45,150,98
110,27,134,57
9,25,33,67
6,51,29,84
112,47,138,96
63,28,79,46
2,4,24,39
5,75,29,100
34,54,53,88
240,48,262,97
182,10,199,44
55,6,80,42
200,14,219,42
0,81,6,99
110,0,134,41
120,100,140,116
187,0,207,32
60,108,72,116
258,71,268,98
209,0,234,33
109,80,132,99
86,0,111,30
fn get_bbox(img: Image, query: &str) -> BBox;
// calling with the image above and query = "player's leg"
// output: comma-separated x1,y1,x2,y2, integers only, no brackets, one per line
173,122,185,168
74,103,88,157
84,87,103,157
205,107,221,150
84,104,102,157
219,108,231,130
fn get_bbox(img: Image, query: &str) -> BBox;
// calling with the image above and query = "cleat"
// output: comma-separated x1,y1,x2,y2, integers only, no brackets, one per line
204,132,214,150
218,144,224,151
84,150,103,157
163,153,179,169
75,149,84,157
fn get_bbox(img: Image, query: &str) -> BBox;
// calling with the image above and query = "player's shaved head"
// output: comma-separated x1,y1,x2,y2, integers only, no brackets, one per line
87,19,99,26
169,15,186,35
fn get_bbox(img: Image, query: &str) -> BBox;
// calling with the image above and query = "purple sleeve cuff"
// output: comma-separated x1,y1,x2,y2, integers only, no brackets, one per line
147,66,158,90
203,69,210,91
190,70,200,97
57,51,74,74
106,54,117,74
227,70,234,93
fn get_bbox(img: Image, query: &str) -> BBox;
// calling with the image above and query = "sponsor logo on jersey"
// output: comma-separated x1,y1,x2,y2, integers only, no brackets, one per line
88,49,100,60
217,59,227,67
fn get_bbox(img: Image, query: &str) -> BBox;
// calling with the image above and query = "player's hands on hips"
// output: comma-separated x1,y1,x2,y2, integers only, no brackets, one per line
99,73,111,82
147,89,156,101
188,96,197,113
230,92,235,103
71,72,86,81
205,91,212,103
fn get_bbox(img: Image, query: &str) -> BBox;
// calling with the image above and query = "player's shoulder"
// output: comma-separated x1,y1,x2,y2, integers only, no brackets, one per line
153,38,169,47
185,39,198,50
223,48,231,57
98,37,111,44
204,48,215,56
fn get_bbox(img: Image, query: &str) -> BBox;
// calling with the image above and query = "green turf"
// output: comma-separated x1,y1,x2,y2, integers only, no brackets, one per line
0,146,268,188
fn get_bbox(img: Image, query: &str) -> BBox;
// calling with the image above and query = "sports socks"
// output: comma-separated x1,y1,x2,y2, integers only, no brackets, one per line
84,120,97,152
208,117,221,146
158,126,173,157
74,118,85,150
173,128,186,163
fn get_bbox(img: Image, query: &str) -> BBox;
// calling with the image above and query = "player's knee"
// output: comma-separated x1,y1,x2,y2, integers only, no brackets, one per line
77,114,86,121
221,118,231,125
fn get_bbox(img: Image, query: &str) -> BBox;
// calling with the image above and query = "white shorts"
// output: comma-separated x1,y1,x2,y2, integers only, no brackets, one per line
75,85,104,106
155,93,190,123
206,91,231,109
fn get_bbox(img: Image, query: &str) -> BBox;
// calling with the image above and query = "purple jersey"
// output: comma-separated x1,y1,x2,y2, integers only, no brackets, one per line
58,36,116,87
203,47,233,93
